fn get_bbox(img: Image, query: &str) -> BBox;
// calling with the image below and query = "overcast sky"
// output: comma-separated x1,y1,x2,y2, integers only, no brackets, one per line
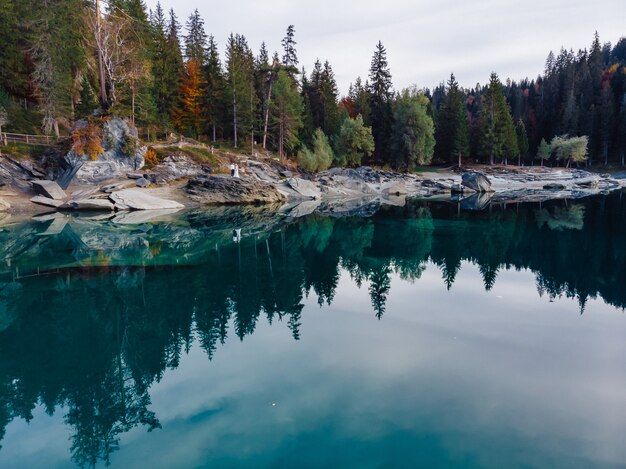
145,0,625,94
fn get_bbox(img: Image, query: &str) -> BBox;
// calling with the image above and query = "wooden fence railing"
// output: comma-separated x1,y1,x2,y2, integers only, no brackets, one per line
1,132,66,146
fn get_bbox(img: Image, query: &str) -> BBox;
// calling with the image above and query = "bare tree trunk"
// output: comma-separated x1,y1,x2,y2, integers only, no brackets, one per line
232,91,237,148
95,0,108,108
263,79,273,150
131,89,135,125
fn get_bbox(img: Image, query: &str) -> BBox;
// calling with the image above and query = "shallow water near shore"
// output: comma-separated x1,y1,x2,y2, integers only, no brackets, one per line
0,191,625,468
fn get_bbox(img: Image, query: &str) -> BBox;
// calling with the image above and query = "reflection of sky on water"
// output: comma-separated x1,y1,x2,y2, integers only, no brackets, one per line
4,261,624,468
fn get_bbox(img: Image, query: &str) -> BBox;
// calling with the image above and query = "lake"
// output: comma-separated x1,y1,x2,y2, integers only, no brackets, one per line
0,192,625,468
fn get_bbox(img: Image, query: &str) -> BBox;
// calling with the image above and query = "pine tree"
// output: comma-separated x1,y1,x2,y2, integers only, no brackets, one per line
478,73,518,164
435,73,469,165
226,34,256,149
320,61,340,137
281,25,298,69
271,69,303,159
164,9,184,126
204,35,225,141
368,41,393,163
516,119,529,166
184,9,207,65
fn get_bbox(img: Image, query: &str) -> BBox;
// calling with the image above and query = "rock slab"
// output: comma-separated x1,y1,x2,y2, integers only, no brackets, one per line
109,189,184,210
186,176,285,205
461,172,493,193
30,196,64,208
32,180,67,200
286,178,321,199
60,199,116,211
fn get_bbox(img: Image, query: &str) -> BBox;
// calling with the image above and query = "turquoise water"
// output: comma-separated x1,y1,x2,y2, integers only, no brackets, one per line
0,193,625,468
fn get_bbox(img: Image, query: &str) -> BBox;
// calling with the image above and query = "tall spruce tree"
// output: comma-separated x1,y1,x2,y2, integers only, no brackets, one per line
204,35,225,141
281,25,298,69
184,9,207,65
226,34,256,149
368,41,393,163
478,73,518,164
434,73,469,166
271,69,303,159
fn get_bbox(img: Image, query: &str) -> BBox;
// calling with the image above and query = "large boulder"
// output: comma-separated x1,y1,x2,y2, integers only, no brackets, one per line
186,175,286,205
285,178,321,199
461,172,493,193
30,196,64,208
109,189,184,210
32,180,67,200
60,198,116,211
65,118,147,185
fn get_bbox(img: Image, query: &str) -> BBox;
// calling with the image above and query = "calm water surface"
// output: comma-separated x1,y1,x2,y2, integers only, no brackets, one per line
0,193,625,468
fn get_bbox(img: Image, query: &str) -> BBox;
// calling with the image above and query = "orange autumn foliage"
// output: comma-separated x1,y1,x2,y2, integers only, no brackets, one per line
71,122,104,160
172,59,205,137
144,148,158,168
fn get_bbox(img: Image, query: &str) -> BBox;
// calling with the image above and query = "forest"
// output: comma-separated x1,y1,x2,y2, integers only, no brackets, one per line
0,0,625,171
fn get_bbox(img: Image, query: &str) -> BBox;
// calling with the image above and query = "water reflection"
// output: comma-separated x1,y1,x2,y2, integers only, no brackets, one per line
0,192,625,466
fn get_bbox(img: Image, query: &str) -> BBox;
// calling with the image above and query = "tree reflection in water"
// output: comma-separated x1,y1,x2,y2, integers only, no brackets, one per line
0,191,625,466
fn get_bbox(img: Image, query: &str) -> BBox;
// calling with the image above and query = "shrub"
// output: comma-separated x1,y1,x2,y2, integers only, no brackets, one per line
71,121,104,160
121,134,138,157
298,129,334,172
144,148,158,168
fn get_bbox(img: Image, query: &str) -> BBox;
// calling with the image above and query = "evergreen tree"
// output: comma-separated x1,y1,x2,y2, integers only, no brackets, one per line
204,35,226,141
319,61,340,137
434,73,469,165
226,34,256,148
516,119,529,166
281,25,298,69
478,73,518,164
298,128,334,172
184,9,207,65
536,138,551,166
368,41,393,164
271,69,303,159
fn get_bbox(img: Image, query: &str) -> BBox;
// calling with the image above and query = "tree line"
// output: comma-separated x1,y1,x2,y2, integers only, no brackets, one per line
0,1,624,168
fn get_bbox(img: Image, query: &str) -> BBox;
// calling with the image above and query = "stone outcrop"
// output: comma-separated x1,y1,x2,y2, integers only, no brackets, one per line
109,189,185,210
186,175,286,204
62,118,147,185
461,172,493,192
0,198,10,211
60,199,116,211
30,196,63,208
284,177,321,199
31,180,67,200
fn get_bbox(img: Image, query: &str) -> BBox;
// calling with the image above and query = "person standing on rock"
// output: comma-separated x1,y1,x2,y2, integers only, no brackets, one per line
230,162,235,177
234,164,240,178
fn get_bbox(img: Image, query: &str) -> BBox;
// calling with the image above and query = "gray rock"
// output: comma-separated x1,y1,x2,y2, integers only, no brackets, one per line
186,176,285,205
135,177,150,188
111,208,182,225
30,196,64,208
127,173,144,180
543,183,566,190
60,198,116,211
381,180,407,196
32,180,67,200
109,188,185,210
101,182,134,193
286,178,321,199
68,118,146,184
451,183,464,194
461,172,493,192
0,198,10,211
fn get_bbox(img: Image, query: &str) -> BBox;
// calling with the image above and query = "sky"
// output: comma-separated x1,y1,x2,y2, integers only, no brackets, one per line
145,0,625,95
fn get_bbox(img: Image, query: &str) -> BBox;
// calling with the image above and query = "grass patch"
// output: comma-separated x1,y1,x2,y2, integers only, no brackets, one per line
153,145,219,166
0,143,47,160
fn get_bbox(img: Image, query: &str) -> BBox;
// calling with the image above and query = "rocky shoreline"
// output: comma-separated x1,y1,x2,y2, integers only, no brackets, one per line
1,146,625,222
